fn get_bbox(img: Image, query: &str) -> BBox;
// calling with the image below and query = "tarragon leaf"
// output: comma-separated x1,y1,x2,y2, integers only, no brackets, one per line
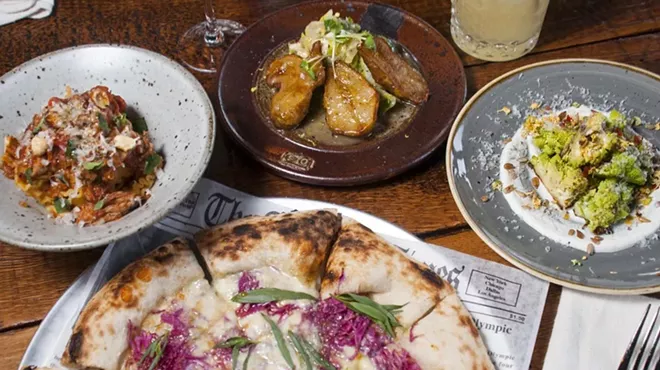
300,337,336,370
231,288,317,304
262,314,294,368
288,331,312,370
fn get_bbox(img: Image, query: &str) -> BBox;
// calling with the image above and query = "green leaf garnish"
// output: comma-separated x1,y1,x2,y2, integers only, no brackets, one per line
242,347,252,370
335,293,405,337
24,168,33,184
300,336,336,370
323,18,342,35
262,314,294,368
53,197,71,214
65,139,76,158
363,33,376,50
300,60,316,80
113,113,129,128
216,336,256,349
97,113,110,134
215,336,256,370
83,161,104,171
138,332,169,370
32,115,46,134
288,331,312,370
144,153,162,175
94,199,104,211
232,346,240,370
632,116,642,126
132,116,149,133
231,288,317,304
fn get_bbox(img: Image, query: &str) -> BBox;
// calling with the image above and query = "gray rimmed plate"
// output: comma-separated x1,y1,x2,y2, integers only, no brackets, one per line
447,59,660,294
0,45,215,251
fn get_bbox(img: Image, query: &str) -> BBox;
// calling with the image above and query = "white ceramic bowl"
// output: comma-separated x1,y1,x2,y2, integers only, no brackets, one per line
0,45,215,251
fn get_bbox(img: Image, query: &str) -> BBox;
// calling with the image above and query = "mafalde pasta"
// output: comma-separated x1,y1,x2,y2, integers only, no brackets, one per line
1,86,163,225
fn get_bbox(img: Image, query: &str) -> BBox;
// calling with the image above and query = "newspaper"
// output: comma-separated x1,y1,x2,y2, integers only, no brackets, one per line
21,178,548,370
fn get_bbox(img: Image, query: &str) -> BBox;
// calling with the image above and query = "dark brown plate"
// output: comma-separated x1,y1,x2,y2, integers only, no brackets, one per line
218,0,466,186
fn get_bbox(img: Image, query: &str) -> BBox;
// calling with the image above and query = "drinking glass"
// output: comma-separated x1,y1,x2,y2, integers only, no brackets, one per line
177,0,246,73
450,0,550,62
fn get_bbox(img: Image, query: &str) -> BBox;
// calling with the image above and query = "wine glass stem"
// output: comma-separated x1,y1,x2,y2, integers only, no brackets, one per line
204,0,224,46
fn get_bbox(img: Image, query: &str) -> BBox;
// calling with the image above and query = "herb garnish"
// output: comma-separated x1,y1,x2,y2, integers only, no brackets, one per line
94,199,104,211
65,139,76,158
144,154,162,175
138,332,169,370
83,161,104,171
242,347,253,370
24,168,33,184
97,113,110,135
288,331,313,370
53,197,71,214
363,33,376,50
335,293,405,337
113,113,129,128
231,288,317,304
32,115,46,134
262,314,294,368
216,336,256,370
300,60,316,80
300,336,336,370
132,116,149,133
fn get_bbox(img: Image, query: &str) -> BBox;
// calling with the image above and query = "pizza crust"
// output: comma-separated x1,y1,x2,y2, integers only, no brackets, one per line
196,209,342,287
62,238,205,370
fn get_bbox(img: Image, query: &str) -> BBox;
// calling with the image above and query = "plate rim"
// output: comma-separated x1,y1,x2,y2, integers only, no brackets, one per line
217,0,467,186
18,197,420,369
445,58,660,295
0,43,216,252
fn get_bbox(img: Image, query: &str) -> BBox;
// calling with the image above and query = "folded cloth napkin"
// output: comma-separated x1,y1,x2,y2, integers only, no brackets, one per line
0,0,54,26
543,288,659,370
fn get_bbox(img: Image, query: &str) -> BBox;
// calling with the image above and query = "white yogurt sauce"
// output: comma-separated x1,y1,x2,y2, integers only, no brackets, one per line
500,106,660,253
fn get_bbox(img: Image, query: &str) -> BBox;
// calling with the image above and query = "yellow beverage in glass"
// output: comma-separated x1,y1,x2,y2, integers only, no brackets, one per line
451,0,550,62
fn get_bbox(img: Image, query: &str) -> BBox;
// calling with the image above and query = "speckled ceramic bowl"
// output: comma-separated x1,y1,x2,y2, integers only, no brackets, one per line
447,59,660,294
0,45,215,251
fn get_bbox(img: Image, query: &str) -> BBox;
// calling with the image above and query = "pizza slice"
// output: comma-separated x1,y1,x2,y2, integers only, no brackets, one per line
195,209,342,369
62,238,213,370
318,219,495,370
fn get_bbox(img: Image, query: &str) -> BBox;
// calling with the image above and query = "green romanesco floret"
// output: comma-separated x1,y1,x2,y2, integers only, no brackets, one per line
607,109,627,129
530,153,588,208
574,179,635,231
595,152,649,186
533,128,575,156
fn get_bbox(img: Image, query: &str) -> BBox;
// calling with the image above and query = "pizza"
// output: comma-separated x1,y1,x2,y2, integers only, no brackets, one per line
50,209,493,370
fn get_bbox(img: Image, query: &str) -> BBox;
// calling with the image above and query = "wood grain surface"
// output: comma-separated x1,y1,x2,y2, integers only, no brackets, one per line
0,0,658,369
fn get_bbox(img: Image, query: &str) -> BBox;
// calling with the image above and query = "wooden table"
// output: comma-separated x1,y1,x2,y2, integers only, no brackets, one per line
0,0,658,368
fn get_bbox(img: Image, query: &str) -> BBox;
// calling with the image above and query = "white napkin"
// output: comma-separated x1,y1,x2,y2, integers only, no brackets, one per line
0,0,54,26
543,288,659,370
